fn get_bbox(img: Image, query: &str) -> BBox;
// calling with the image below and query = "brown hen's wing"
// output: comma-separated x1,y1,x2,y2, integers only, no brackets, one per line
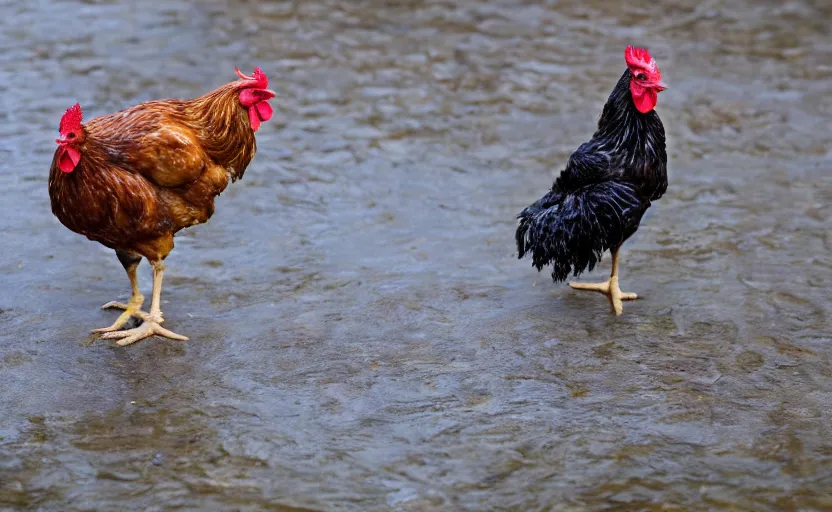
85,101,213,190
133,123,208,188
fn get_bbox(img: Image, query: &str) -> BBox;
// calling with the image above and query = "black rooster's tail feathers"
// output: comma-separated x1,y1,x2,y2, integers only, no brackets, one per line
516,180,642,282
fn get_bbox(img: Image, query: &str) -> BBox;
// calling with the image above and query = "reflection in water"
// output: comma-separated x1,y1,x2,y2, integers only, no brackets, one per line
0,0,830,509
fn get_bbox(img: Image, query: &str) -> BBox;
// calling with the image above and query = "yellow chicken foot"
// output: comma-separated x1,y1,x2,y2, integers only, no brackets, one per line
569,277,638,315
92,252,150,334
568,246,638,316
92,295,148,333
100,260,188,346
101,315,188,346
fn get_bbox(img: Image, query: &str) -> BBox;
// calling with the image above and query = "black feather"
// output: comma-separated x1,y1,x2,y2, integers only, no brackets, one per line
516,69,667,282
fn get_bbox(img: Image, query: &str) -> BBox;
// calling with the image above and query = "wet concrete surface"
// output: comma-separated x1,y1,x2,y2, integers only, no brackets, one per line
0,0,831,510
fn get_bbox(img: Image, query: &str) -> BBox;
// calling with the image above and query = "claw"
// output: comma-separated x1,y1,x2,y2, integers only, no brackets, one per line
93,296,148,333
569,278,638,316
101,318,189,346
92,325,122,334
101,301,130,310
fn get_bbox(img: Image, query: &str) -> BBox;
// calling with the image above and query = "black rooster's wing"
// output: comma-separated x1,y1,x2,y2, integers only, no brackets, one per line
554,142,616,194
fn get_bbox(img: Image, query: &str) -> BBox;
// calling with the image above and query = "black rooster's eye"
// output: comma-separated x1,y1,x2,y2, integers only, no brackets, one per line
636,73,647,81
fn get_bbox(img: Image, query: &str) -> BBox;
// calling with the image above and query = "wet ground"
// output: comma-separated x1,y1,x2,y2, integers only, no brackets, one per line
1,0,831,510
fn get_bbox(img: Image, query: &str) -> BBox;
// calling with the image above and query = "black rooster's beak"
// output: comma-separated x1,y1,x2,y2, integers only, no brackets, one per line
654,80,668,92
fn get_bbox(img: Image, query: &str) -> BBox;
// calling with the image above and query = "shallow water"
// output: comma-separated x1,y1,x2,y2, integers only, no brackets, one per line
1,0,830,510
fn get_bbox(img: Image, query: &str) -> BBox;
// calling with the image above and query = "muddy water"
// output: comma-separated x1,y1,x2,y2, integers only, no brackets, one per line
1,0,830,510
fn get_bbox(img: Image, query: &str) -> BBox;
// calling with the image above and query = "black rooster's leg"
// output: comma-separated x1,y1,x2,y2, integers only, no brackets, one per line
93,252,149,333
101,260,188,345
569,246,638,315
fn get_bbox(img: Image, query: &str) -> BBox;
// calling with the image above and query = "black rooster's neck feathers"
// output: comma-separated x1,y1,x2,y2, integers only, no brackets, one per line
594,70,663,158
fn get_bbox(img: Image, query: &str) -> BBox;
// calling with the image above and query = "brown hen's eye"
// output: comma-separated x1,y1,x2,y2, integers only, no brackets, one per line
68,133,75,139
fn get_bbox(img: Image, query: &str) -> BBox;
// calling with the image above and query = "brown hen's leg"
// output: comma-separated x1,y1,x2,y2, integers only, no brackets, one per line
569,246,638,316
101,260,188,346
93,252,149,333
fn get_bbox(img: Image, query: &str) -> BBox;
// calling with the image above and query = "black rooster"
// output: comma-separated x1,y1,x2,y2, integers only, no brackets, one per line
516,46,668,315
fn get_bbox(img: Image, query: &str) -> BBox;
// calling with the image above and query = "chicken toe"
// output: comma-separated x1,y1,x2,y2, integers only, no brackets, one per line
100,259,188,345
568,246,638,316
100,317,189,346
92,295,148,333
101,300,134,311
569,277,638,315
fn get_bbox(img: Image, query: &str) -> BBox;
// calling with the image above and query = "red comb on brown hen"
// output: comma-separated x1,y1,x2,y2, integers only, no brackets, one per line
59,103,83,136
235,67,275,132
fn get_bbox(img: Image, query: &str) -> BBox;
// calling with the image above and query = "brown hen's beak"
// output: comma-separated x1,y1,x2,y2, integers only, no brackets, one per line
56,136,66,144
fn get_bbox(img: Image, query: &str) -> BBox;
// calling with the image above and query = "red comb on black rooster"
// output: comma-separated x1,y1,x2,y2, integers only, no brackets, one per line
516,46,668,315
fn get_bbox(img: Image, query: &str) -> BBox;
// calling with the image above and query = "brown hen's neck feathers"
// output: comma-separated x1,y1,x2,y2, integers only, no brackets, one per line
184,83,256,179
77,81,256,180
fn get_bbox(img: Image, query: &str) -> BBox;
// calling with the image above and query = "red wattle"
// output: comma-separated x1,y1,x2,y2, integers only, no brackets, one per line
248,106,261,132
58,146,81,173
632,88,658,114
255,101,273,122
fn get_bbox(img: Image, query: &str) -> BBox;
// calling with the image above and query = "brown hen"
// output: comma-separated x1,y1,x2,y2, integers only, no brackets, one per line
49,67,275,345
